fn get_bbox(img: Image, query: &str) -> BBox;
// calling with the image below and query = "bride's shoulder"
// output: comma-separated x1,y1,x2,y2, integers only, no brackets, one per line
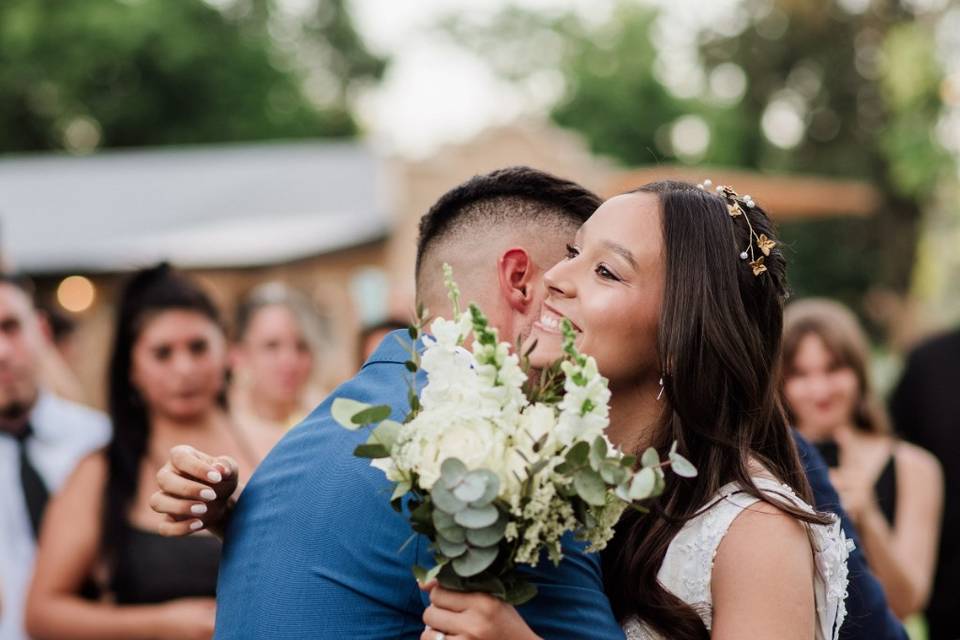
708,489,818,637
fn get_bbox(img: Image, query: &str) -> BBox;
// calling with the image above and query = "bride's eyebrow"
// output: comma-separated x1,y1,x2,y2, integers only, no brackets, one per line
602,240,639,270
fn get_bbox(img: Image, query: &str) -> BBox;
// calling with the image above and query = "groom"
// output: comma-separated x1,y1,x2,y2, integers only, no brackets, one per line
154,166,905,639
195,167,619,638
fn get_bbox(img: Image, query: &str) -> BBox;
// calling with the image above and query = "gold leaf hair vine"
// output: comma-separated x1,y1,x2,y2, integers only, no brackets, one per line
696,179,776,277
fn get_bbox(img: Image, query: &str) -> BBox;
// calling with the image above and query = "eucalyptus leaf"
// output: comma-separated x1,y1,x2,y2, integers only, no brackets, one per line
465,516,507,547
440,458,467,490
391,481,412,502
369,420,401,451
432,483,467,514
641,447,660,469
565,441,590,467
467,470,500,507
453,473,487,503
451,545,499,577
413,562,444,585
654,467,666,494
354,443,389,458
629,467,656,500
503,579,538,606
589,436,608,470
437,537,468,558
573,468,607,506
352,404,392,425
433,508,456,530
462,575,506,599
669,452,698,478
331,398,372,430
669,440,678,456
438,525,466,544
620,454,637,469
453,504,499,529
600,461,626,485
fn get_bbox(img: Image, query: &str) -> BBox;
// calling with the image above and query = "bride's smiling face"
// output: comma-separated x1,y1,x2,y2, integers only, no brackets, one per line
525,192,665,386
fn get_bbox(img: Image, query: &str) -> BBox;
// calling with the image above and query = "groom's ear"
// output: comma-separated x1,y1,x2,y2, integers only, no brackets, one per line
497,247,535,312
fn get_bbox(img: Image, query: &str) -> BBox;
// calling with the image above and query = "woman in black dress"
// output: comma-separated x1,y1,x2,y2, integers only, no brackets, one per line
781,298,942,619
26,264,258,640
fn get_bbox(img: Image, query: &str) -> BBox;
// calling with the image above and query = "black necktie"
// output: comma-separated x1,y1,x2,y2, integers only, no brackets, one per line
15,423,50,538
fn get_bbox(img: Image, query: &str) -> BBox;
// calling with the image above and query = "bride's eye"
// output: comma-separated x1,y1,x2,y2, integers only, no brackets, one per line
565,244,580,259
595,264,621,281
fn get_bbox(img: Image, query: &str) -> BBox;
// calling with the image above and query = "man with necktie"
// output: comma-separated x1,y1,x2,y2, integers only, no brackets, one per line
0,274,110,640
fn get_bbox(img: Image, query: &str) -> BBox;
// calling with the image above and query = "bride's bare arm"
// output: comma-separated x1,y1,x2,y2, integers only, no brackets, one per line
710,502,815,640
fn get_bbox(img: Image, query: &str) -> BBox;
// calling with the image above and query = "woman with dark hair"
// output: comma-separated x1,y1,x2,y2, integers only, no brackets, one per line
228,282,326,454
782,299,942,619
418,182,851,640
25,264,256,640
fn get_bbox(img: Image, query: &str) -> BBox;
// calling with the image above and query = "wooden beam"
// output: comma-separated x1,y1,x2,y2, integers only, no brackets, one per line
605,166,881,220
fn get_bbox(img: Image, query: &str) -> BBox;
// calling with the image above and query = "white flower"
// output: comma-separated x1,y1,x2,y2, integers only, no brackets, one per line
398,412,508,491
428,315,472,349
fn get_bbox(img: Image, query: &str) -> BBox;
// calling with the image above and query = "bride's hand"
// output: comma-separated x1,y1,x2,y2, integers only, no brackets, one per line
420,582,541,640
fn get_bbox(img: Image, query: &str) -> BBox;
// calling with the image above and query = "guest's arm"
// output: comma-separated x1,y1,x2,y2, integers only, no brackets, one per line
793,432,908,640
25,453,216,640
832,444,943,617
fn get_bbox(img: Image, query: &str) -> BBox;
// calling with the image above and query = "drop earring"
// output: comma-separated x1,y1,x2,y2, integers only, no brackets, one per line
656,377,665,401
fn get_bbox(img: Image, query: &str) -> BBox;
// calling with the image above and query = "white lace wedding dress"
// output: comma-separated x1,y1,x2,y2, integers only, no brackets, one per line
622,476,852,640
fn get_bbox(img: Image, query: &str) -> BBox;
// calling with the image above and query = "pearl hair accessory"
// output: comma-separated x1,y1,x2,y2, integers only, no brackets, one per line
696,179,776,277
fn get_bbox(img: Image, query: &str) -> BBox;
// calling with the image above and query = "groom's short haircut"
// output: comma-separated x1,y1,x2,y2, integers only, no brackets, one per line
415,166,601,286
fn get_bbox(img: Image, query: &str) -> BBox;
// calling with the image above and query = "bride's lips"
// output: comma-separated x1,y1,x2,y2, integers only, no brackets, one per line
533,303,582,335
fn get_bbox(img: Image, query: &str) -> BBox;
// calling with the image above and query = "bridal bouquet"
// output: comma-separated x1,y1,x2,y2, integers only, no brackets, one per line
333,266,695,604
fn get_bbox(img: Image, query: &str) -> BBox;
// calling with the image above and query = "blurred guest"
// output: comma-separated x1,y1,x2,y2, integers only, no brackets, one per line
34,302,88,405
357,318,408,367
25,264,255,640
890,326,960,640
229,283,325,453
782,299,943,620
0,274,109,640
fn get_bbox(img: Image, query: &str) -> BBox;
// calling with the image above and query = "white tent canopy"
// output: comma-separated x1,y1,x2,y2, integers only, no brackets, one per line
0,141,388,274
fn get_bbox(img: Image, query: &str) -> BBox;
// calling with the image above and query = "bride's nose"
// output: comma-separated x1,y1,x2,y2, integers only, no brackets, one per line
544,261,576,298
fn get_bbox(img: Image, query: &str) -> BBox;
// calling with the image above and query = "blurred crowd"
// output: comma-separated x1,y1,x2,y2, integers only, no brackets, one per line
0,259,956,639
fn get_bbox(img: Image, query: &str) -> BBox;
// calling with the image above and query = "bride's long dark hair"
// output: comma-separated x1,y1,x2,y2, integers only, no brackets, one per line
601,181,831,639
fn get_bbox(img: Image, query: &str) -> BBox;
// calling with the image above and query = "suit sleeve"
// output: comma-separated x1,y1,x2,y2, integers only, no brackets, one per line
793,432,908,640
514,534,625,640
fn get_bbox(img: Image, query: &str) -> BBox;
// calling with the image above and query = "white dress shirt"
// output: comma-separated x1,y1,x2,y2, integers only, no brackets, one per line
0,392,110,640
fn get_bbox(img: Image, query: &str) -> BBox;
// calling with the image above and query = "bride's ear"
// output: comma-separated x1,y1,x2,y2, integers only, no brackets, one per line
497,248,535,313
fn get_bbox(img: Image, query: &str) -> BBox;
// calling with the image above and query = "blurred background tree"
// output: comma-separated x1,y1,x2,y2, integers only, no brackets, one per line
0,0,386,153
444,0,955,332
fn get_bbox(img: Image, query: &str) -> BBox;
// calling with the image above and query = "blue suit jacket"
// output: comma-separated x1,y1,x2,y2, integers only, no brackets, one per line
792,433,907,640
214,331,624,639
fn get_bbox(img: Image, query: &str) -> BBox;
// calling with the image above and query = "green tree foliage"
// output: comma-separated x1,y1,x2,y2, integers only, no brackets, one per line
0,0,385,153
446,1,953,304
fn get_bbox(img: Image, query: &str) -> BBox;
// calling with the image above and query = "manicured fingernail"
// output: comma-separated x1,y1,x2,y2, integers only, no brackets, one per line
207,471,222,483
200,489,217,501
191,503,208,515
190,520,204,531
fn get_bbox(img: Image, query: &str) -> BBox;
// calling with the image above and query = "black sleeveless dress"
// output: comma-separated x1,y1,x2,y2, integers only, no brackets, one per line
110,524,222,604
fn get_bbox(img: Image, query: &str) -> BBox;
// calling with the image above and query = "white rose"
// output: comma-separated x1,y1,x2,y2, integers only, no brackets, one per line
408,414,507,491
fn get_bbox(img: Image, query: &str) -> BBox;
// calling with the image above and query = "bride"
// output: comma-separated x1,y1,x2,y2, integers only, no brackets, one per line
419,181,849,640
